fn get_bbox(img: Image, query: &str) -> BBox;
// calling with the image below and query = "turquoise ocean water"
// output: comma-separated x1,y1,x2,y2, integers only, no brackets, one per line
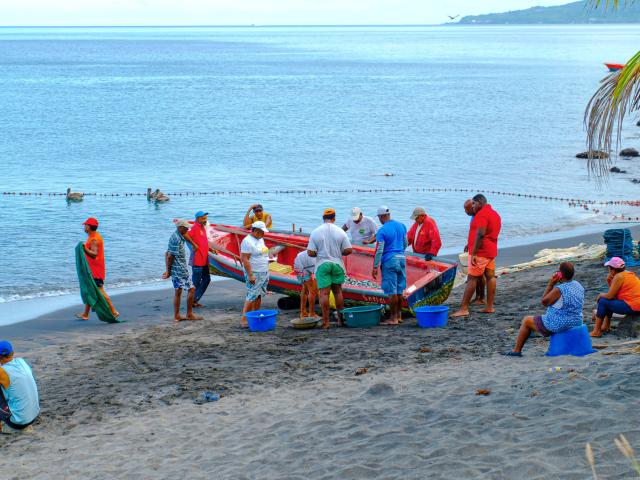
1,25,640,305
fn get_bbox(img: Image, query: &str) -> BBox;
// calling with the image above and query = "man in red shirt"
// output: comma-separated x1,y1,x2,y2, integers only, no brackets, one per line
76,217,119,320
452,194,501,318
189,211,213,307
407,207,442,260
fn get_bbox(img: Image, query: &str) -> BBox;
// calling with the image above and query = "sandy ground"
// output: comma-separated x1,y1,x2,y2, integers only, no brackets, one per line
1,259,640,479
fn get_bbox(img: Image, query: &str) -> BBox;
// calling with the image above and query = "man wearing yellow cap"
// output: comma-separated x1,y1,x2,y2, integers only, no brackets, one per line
307,208,353,329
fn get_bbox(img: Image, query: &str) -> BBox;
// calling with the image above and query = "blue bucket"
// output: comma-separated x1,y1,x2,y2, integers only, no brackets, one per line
246,309,278,332
546,324,596,357
414,306,449,328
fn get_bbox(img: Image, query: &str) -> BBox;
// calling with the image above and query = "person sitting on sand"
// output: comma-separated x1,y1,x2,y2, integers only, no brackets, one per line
407,207,441,261
308,208,353,329
591,257,640,337
294,250,318,318
464,199,485,305
162,220,203,322
503,262,584,357
244,204,273,229
372,206,408,326
240,221,271,328
76,217,119,320
342,207,377,246
452,194,501,318
0,341,40,434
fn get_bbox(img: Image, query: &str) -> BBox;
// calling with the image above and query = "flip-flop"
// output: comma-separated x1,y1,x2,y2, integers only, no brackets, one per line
500,351,523,357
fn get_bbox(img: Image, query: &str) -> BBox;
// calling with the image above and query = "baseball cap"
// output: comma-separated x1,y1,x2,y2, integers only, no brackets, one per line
323,208,336,217
194,211,209,219
351,207,362,221
376,206,390,216
253,204,264,212
176,219,191,229
604,257,625,269
251,221,269,233
410,207,426,220
83,217,99,227
0,340,13,356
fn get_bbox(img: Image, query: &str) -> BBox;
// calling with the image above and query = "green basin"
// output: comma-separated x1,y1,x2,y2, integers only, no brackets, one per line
343,305,383,328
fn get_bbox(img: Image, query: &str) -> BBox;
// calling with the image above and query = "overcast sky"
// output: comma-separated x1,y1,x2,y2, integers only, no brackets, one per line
0,0,575,26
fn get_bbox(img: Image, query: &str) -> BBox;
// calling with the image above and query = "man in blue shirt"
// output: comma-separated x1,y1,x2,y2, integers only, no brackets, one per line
372,206,408,325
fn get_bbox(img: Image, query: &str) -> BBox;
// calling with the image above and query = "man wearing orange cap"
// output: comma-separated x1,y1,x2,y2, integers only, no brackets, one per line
76,217,119,320
308,208,353,329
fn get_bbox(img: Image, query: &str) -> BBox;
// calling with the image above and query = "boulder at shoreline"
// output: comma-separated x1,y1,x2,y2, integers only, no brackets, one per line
620,148,639,157
610,166,627,173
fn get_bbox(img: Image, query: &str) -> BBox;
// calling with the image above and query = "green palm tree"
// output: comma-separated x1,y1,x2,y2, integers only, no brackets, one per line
585,0,640,177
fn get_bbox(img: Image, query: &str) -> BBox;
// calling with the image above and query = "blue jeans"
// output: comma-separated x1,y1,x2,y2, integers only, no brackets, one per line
596,297,634,319
192,265,211,302
381,255,407,295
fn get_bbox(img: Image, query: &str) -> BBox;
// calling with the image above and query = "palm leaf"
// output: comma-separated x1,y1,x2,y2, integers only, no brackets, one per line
585,51,640,178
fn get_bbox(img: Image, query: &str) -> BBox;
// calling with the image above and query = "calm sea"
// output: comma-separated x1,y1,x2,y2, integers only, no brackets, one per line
1,25,639,305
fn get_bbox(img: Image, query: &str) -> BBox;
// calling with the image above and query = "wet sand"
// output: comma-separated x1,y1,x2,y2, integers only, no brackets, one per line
1,236,640,479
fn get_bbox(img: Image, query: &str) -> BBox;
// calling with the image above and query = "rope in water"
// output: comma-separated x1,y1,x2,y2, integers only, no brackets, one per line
2,187,640,207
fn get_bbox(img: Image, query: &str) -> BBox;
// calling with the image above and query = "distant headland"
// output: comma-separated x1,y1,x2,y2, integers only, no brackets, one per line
455,0,640,24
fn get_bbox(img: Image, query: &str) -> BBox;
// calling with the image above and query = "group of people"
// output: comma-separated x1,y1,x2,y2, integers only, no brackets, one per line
503,256,640,356
3,196,640,436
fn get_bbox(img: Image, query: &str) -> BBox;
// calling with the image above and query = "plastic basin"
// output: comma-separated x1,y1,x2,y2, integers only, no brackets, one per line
546,324,596,357
414,305,449,328
246,309,278,332
343,305,383,328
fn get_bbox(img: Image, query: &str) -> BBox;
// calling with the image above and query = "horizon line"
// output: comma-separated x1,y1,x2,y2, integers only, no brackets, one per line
0,24,447,28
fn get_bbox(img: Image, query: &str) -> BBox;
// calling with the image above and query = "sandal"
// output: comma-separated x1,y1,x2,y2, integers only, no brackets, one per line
500,351,523,357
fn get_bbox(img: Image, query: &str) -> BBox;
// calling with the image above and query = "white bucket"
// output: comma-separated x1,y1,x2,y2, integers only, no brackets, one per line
458,252,469,275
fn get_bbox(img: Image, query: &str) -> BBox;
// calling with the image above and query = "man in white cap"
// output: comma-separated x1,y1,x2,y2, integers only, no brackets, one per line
0,340,40,434
407,207,441,261
240,221,271,328
163,220,202,322
342,207,378,246
372,206,408,325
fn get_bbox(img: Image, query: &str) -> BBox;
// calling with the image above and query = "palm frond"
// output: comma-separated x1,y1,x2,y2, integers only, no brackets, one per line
584,50,640,178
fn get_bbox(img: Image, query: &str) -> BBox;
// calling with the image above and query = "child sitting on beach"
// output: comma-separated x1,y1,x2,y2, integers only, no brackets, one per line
502,262,584,357
294,250,318,318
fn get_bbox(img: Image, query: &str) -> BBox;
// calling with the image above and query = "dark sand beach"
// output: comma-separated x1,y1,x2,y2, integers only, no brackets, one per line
2,233,640,479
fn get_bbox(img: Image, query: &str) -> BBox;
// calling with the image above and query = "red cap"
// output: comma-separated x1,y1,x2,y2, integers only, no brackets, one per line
83,217,99,227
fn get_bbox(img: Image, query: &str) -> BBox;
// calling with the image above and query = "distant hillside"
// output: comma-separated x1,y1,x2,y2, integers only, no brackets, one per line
457,0,640,24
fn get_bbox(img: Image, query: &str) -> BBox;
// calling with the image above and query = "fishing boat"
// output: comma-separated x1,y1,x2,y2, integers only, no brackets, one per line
605,63,624,72
206,224,457,310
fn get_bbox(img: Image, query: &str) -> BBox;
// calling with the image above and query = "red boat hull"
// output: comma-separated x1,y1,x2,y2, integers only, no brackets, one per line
605,63,624,72
206,224,457,309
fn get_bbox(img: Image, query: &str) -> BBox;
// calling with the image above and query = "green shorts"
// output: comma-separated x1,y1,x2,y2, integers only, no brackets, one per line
315,262,345,289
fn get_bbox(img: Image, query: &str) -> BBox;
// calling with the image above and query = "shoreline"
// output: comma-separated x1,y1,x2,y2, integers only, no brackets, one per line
1,223,639,333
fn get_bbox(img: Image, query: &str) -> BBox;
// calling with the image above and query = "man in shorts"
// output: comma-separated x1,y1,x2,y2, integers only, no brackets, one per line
294,250,318,318
372,206,408,325
163,220,202,322
452,194,502,318
76,217,119,320
308,209,353,329
240,221,271,328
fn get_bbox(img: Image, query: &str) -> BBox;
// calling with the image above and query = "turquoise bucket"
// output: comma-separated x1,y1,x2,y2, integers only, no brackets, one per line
342,305,383,328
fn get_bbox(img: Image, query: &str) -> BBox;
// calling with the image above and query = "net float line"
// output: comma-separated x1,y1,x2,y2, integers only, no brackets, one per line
1,188,639,207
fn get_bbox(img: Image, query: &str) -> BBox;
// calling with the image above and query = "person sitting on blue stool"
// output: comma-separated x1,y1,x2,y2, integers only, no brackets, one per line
502,262,584,357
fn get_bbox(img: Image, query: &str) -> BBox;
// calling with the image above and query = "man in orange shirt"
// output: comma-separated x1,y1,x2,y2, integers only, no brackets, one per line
76,217,119,320
452,194,501,318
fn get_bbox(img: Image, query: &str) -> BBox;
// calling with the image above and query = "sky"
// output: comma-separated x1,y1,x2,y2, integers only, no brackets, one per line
0,0,575,26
